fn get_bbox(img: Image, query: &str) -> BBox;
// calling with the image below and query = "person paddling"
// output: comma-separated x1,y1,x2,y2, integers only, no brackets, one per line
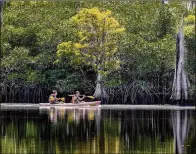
49,90,61,104
72,91,85,104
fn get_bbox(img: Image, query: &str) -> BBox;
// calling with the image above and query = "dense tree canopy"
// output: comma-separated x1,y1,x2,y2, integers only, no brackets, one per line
57,7,125,99
0,1,194,103
184,13,196,97
57,7,124,74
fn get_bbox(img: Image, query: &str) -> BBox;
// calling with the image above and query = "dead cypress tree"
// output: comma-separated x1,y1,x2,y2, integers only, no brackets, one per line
171,20,190,102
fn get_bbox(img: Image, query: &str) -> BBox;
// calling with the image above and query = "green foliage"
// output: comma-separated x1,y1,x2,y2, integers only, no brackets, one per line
2,1,78,88
184,13,196,98
57,7,124,74
2,47,31,81
184,15,195,24
184,24,195,75
2,1,193,102
116,2,182,80
55,72,91,93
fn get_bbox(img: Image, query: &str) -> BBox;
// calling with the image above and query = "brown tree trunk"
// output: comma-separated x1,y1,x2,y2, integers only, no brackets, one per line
171,20,189,101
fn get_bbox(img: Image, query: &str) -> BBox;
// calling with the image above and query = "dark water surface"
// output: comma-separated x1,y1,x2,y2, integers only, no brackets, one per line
0,108,195,154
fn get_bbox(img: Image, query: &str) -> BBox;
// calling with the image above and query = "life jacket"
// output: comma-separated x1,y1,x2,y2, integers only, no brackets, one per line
49,94,56,104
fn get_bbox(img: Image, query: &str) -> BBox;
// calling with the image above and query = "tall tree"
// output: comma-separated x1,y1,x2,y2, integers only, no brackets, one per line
171,20,190,101
57,8,125,100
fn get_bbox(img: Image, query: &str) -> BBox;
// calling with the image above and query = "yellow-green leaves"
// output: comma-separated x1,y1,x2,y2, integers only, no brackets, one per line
57,41,79,57
74,43,89,49
57,7,125,73
57,41,89,66
184,15,195,25
71,7,125,36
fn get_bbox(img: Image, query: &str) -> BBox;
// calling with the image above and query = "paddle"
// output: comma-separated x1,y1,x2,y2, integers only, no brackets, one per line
59,97,65,101
86,96,94,99
68,95,94,99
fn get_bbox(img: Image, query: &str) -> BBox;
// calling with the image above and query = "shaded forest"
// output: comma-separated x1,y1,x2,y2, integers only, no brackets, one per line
0,1,195,103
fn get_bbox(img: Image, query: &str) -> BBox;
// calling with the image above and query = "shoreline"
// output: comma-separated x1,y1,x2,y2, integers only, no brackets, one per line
0,103,195,110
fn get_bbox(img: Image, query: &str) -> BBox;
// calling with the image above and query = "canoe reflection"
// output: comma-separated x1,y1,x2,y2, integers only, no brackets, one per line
44,107,100,124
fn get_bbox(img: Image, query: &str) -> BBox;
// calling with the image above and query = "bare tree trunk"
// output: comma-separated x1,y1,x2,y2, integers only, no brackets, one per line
27,87,30,103
171,20,190,101
41,88,43,103
23,87,27,103
94,73,102,100
93,73,109,102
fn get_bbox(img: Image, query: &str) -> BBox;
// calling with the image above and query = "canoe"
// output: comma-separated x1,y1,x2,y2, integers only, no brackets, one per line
39,101,101,107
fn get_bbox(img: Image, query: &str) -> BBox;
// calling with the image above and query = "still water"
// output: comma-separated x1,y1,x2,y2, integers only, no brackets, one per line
0,107,195,154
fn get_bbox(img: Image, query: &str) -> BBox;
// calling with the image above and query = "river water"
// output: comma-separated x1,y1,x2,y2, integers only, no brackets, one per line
0,108,195,154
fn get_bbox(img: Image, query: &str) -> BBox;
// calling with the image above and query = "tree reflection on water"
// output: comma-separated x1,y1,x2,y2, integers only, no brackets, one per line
171,110,195,154
0,108,195,153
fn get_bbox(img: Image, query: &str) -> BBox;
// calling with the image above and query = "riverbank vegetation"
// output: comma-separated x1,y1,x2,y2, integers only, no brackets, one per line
1,1,195,103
